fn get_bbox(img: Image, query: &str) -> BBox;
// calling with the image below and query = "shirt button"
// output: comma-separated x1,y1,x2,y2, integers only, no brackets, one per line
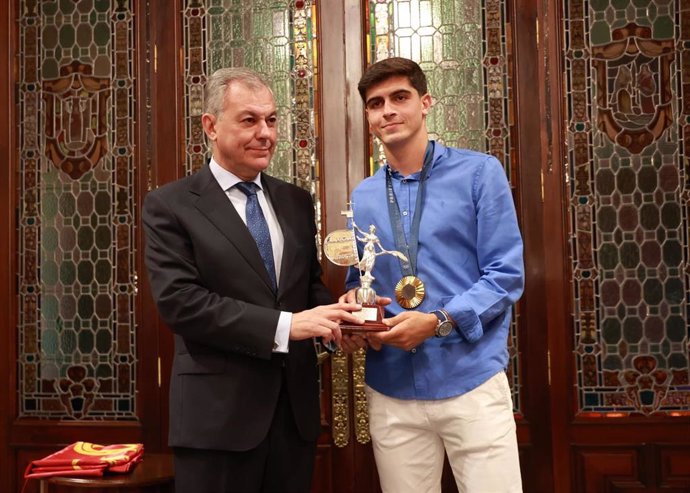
411,348,416,353
402,210,408,216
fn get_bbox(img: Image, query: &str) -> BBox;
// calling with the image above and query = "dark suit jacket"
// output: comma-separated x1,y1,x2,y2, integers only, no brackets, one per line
142,165,332,451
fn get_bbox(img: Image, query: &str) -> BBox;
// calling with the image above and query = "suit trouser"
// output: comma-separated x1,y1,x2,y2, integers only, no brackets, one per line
173,370,316,493
366,371,522,493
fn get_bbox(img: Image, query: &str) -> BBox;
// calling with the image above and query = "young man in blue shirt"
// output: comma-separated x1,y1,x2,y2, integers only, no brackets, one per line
341,57,524,492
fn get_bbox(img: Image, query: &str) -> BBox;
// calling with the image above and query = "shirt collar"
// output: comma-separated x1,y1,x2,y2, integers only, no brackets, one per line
209,158,263,191
384,140,443,180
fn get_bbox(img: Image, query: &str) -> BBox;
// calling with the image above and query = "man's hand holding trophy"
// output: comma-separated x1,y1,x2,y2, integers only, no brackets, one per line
323,204,405,332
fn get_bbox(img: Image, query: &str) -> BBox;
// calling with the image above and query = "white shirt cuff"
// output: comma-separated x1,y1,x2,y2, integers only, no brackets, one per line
274,311,292,353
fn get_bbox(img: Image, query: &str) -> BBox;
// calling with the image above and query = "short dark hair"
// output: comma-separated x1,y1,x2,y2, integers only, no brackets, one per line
357,57,428,101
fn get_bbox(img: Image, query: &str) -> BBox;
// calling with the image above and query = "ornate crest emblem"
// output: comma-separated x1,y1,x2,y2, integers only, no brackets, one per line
43,61,110,179
592,23,674,154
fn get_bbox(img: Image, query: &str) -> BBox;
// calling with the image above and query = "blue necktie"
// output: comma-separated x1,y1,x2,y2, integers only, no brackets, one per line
235,182,277,291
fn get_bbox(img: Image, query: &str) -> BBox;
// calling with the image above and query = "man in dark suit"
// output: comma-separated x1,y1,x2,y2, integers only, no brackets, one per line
143,67,360,493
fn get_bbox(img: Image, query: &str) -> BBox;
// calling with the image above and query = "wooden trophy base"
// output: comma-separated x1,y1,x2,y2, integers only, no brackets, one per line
340,304,389,333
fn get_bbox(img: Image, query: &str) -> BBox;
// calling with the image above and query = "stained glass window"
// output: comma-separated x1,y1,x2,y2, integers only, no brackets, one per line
18,0,137,419
182,0,320,199
365,0,522,413
564,0,690,415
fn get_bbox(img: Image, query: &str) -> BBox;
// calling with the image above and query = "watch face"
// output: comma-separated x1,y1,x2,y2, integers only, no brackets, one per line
436,321,453,337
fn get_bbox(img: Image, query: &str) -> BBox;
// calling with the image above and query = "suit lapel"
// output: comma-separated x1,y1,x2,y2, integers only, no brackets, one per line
190,166,276,293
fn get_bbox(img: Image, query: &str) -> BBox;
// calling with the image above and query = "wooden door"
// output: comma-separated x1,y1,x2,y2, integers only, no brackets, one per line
318,0,556,491
542,0,690,491
1,1,167,492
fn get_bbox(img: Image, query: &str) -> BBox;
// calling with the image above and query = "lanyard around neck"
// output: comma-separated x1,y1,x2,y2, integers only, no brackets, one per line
385,141,435,276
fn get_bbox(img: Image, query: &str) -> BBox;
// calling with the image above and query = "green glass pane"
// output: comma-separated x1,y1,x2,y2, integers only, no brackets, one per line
643,278,663,305
59,0,76,14
620,242,639,269
95,294,111,318
61,294,76,319
60,262,76,284
76,24,92,46
653,16,674,39
42,329,59,354
666,316,685,343
662,240,682,265
43,192,58,220
616,168,636,194
590,21,611,45
43,295,59,321
59,193,76,216
78,295,94,319
603,355,623,370
77,227,94,250
95,329,111,354
95,259,111,284
664,279,684,305
43,226,59,250
637,166,656,193
668,354,688,369
646,3,657,21
59,24,75,46
77,0,93,14
93,22,110,46
640,204,659,230
590,0,608,10
598,243,618,269
43,25,58,49
77,261,94,284
602,318,621,344
94,0,110,12
597,206,617,233
60,329,77,353
78,328,94,353
94,225,111,250
43,2,58,15
623,317,643,343
660,203,681,229
96,364,111,378
42,260,58,284
596,168,615,194
42,59,59,78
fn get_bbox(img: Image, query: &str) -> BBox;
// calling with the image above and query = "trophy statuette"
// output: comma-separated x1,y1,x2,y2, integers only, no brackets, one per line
323,205,408,332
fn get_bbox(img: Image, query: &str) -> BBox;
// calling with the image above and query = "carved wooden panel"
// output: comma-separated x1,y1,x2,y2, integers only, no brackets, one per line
659,446,690,490
574,445,690,493
575,446,646,492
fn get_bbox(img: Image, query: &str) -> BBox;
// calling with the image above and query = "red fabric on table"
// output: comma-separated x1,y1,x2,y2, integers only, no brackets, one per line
24,441,144,479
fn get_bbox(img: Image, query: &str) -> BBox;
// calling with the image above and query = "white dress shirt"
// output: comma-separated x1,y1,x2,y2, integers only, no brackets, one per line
209,159,292,353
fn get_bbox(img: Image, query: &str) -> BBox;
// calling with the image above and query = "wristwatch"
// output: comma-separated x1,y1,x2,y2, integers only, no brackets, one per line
431,309,454,338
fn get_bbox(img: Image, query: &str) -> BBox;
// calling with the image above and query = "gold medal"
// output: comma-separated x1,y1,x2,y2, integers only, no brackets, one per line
394,275,425,309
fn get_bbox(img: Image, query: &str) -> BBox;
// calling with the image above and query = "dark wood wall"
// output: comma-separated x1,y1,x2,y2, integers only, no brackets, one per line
1,1,689,492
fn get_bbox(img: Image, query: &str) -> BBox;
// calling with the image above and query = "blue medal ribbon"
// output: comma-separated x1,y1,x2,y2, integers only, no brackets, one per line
385,140,435,277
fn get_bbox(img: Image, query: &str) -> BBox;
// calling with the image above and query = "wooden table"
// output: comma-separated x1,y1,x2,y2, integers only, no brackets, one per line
39,453,174,493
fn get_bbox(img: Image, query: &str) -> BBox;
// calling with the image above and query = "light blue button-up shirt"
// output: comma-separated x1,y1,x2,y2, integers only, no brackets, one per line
346,142,524,400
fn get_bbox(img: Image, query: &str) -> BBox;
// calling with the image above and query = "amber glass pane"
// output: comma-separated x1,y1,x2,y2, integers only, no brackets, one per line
564,0,690,415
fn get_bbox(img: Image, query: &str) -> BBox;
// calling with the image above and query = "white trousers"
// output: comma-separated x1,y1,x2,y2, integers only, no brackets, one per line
366,371,522,493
